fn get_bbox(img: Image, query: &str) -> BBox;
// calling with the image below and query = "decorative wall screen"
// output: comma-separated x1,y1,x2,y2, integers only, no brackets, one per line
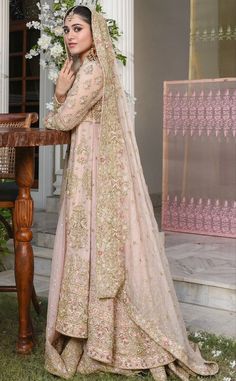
162,78,236,238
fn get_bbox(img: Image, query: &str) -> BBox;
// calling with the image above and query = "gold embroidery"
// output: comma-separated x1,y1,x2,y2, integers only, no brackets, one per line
82,169,92,200
44,59,103,131
56,255,89,337
66,169,78,197
76,137,90,164
83,98,102,123
67,205,88,249
93,12,130,298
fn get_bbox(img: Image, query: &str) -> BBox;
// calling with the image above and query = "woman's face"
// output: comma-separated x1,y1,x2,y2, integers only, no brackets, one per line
63,14,93,61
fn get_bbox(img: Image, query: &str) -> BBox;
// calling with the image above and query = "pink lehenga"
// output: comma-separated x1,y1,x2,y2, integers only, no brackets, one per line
44,9,218,381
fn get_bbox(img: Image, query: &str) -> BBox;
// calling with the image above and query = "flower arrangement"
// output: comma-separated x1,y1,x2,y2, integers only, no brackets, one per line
26,0,127,84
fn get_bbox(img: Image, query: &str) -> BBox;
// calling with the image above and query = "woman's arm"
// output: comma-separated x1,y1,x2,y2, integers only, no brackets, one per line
44,60,103,131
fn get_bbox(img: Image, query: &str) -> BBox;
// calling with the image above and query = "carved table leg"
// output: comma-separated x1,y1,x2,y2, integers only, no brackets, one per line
14,146,35,354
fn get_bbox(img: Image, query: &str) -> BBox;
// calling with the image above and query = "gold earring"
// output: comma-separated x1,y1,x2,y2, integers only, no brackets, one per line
87,44,97,61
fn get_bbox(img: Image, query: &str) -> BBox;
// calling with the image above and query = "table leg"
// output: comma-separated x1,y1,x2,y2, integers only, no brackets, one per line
14,146,35,354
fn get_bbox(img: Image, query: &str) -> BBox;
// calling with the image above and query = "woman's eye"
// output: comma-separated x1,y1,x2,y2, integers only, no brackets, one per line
63,29,69,34
74,27,82,32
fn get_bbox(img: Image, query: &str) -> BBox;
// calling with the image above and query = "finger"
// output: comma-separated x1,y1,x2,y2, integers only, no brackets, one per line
62,59,69,72
66,59,74,74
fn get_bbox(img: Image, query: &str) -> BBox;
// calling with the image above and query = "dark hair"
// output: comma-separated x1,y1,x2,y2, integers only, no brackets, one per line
64,6,92,26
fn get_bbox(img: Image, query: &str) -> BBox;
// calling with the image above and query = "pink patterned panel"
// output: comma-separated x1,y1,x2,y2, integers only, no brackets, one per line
162,196,236,238
164,80,236,137
162,79,236,238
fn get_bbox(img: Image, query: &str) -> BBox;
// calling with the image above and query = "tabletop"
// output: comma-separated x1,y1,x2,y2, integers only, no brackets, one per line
0,128,70,147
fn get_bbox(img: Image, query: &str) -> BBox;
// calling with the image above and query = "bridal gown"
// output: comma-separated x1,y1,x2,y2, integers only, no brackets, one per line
44,10,218,381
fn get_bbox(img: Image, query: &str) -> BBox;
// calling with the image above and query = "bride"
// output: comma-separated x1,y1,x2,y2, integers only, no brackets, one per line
44,5,218,380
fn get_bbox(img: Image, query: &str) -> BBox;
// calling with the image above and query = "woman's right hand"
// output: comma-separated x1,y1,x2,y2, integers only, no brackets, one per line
55,58,76,103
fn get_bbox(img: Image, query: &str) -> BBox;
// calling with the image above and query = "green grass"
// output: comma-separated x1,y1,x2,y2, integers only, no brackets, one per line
0,294,235,381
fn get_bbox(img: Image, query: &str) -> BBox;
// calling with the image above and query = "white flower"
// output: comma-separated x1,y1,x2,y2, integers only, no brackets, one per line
54,0,59,3
54,26,64,37
211,350,222,357
48,68,59,83
223,378,231,381
194,332,202,338
31,21,41,30
29,49,38,57
46,102,54,111
42,3,50,12
50,43,64,59
40,59,47,69
38,34,52,50
25,53,32,59
230,360,236,368
36,2,41,10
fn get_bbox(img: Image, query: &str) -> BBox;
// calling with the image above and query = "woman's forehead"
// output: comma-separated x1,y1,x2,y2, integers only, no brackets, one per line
64,14,86,27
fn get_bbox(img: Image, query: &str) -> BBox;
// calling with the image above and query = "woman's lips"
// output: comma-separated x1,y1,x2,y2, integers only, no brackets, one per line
68,43,77,48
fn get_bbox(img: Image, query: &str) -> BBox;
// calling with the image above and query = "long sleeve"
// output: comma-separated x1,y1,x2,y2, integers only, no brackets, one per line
44,59,103,131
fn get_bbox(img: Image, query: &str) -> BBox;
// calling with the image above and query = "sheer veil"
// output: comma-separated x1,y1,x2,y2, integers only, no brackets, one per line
92,10,218,376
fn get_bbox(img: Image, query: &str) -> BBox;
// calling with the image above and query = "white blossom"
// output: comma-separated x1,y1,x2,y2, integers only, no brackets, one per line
42,3,50,12
27,21,41,29
223,378,231,381
38,34,52,50
230,360,236,368
211,350,222,357
50,43,64,59
25,53,32,59
48,68,59,83
29,49,38,57
54,26,64,37
40,59,47,69
36,2,41,10
46,102,54,111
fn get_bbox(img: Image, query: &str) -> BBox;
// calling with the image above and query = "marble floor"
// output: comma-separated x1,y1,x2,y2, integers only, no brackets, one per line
165,232,236,289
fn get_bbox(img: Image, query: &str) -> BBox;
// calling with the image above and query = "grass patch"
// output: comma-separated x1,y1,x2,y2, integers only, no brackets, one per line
0,294,235,381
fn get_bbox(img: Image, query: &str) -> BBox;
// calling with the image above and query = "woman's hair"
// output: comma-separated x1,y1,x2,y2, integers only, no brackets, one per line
64,6,92,26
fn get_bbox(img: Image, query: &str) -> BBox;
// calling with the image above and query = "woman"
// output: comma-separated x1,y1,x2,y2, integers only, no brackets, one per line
44,5,218,381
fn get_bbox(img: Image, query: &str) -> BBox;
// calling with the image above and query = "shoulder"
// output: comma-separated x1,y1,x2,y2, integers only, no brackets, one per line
80,58,103,78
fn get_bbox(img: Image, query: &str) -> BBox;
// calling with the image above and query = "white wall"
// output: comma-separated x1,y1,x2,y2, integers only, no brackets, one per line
134,0,190,194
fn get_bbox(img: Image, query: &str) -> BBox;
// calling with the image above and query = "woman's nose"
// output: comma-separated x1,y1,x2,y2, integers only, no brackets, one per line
67,30,75,39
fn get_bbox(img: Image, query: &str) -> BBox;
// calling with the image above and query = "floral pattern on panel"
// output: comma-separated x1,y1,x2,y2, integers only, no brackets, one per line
67,205,88,249
56,255,90,338
82,169,92,200
76,137,90,164
93,11,131,298
66,169,79,198
83,79,92,90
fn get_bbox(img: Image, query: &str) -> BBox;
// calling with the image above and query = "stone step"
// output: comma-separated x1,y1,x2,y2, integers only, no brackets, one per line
46,195,60,214
4,242,53,278
0,269,50,298
166,233,236,313
173,277,236,313
32,210,58,249
180,302,236,338
33,245,53,277
7,211,236,315
0,269,234,337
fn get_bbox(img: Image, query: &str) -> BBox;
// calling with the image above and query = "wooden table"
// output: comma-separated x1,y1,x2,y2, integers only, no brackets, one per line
0,127,70,354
